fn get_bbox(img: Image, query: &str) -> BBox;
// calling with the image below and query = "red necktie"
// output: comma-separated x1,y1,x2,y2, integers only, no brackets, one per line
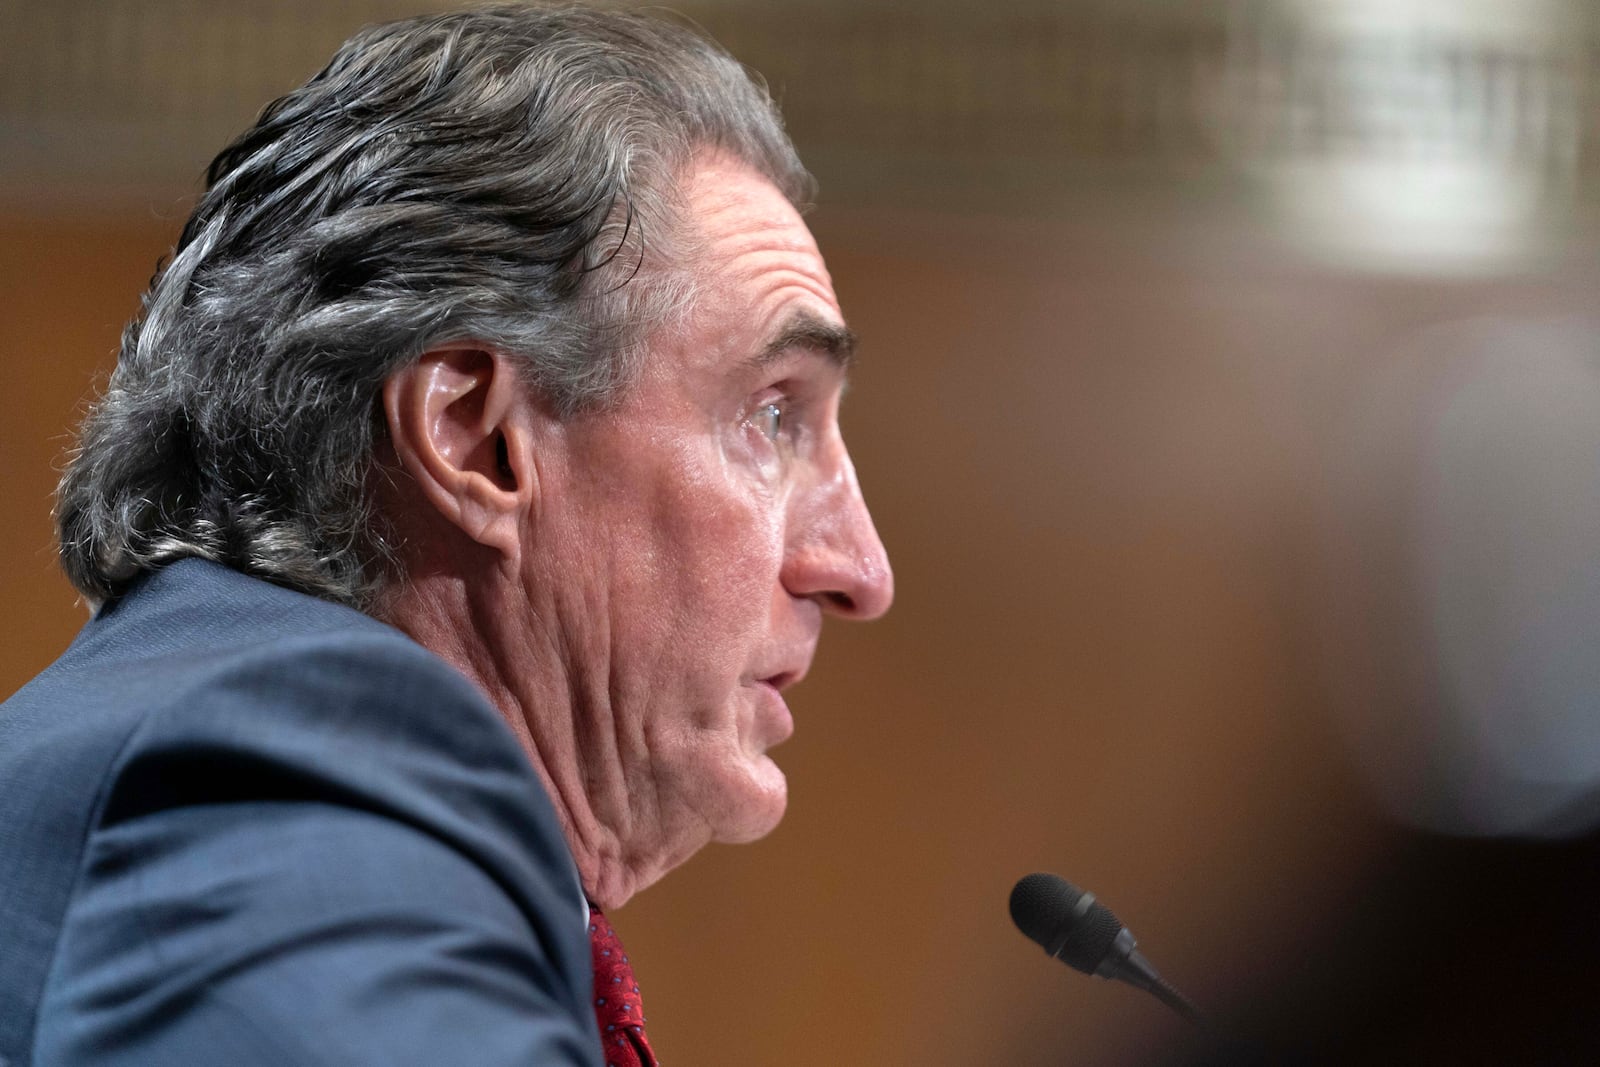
588,906,658,1067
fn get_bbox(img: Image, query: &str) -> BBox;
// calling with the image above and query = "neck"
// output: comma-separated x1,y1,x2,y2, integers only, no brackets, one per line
375,559,684,909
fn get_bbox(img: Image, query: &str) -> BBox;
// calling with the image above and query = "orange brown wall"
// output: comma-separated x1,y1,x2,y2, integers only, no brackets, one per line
5,205,1587,1065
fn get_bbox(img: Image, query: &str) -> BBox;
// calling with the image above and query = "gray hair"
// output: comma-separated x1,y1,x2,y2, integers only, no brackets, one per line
55,3,812,610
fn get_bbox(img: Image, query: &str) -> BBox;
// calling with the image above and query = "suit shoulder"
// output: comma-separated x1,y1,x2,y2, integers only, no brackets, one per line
0,561,585,1063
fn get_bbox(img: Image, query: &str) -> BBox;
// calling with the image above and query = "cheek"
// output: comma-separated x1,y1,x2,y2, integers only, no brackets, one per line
671,498,784,639
613,461,786,657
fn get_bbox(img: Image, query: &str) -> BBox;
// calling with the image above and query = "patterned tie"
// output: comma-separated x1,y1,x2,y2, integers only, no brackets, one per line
588,906,658,1067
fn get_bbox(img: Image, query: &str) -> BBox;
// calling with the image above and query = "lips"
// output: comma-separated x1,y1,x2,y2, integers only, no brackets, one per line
752,676,797,747
755,642,815,694
761,667,802,692
749,639,814,747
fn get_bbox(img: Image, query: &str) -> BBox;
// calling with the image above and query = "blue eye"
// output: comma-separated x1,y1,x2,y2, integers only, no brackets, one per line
752,401,783,441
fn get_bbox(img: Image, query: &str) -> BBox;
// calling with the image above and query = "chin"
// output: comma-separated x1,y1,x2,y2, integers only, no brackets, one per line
712,759,789,844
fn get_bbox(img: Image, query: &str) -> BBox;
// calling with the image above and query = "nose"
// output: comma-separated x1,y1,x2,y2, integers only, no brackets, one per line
781,449,894,621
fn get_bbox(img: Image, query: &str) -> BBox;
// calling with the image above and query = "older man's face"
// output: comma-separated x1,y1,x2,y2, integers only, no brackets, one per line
527,154,893,865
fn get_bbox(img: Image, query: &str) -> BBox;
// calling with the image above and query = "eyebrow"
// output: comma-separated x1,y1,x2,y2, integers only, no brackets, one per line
749,311,858,371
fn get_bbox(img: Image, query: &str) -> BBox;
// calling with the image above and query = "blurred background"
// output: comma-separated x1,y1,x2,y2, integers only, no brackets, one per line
6,1,1600,1063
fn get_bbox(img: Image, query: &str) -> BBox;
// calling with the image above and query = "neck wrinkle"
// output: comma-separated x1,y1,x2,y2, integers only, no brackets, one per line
377,566,639,907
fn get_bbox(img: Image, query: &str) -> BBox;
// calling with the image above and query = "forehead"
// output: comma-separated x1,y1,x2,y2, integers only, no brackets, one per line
620,154,848,406
677,154,840,320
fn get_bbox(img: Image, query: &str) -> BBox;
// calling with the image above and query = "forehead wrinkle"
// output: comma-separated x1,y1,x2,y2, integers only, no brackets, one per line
746,310,857,372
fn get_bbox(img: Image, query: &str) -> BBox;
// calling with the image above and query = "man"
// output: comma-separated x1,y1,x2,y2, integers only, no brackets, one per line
0,6,891,1065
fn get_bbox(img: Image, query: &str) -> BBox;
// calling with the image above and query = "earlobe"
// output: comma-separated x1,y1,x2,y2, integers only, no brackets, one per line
381,345,537,559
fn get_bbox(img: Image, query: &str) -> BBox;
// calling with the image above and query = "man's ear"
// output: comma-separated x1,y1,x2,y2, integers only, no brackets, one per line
381,345,537,559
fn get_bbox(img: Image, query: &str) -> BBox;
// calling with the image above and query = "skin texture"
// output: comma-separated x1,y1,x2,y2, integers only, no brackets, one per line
379,153,893,909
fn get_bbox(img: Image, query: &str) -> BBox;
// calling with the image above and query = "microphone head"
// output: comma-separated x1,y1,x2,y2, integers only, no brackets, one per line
1009,872,1126,975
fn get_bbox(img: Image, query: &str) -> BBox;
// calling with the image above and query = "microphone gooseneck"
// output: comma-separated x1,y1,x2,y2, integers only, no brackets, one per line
1008,872,1206,1029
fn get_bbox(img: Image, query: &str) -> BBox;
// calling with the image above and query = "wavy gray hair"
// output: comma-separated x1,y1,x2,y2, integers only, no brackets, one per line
56,4,812,610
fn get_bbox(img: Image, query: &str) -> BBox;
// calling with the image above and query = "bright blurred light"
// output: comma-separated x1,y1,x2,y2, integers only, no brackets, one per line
1274,159,1545,276
1326,317,1600,836
1265,0,1578,275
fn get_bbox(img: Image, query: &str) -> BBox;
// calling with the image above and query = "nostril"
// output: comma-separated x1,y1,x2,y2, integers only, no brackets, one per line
823,591,855,614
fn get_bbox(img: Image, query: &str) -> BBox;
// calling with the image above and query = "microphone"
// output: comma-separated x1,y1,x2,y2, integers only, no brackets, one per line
1009,872,1206,1028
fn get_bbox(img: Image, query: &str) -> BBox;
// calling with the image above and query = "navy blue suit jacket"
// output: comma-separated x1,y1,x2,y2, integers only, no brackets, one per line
0,560,602,1066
